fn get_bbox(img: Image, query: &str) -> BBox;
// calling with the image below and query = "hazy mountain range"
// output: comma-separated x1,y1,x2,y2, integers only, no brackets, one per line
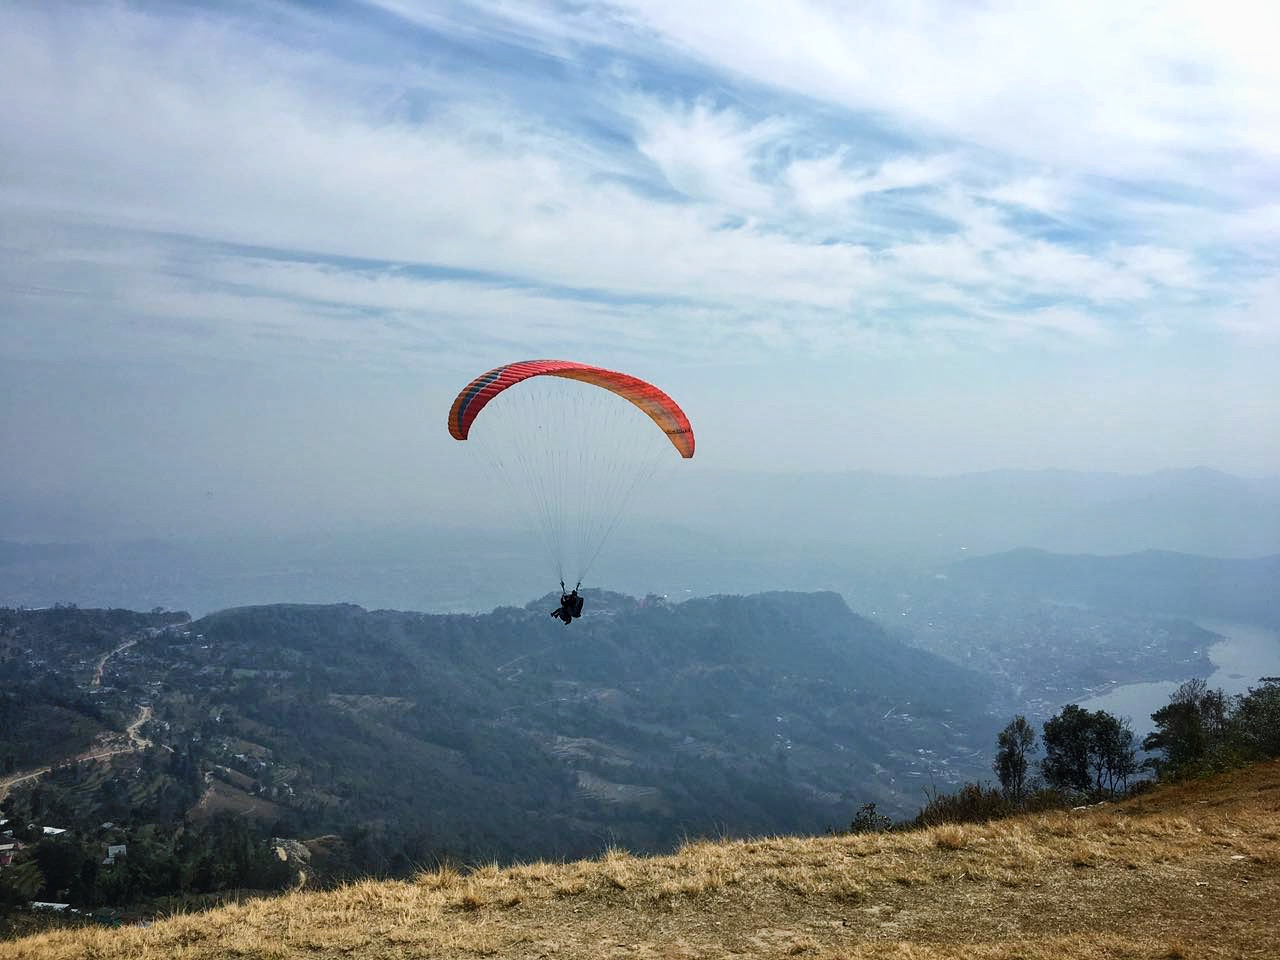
652,465,1280,558
3,467,1278,617
947,548,1280,629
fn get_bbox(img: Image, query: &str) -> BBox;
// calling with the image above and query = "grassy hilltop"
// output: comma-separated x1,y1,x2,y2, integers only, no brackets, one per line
5,761,1277,960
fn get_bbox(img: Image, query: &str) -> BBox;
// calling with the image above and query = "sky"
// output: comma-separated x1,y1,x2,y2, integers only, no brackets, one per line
2,0,1279,539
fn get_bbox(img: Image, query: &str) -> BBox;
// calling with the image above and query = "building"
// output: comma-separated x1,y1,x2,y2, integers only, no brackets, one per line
0,839,25,867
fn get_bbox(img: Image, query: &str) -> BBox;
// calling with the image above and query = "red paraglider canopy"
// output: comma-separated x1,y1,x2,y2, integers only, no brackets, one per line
448,359,694,458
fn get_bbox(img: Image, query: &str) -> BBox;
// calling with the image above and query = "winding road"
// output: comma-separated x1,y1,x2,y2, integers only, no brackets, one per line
92,637,137,688
124,705,153,750
0,704,154,803
0,638,154,804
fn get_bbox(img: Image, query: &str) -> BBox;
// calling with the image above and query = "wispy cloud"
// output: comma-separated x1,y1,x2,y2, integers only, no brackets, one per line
1,0,1278,492
4,0,1275,367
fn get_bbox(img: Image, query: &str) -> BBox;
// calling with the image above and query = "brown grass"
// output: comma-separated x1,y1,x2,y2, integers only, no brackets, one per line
3,760,1278,959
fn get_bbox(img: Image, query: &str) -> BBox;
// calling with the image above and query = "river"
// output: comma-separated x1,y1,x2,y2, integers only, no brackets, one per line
1076,621,1280,737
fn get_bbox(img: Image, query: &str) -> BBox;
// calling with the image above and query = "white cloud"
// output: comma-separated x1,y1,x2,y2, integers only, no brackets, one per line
519,0,1280,182
995,242,1151,303
983,177,1068,217
1016,306,1116,344
1115,246,1200,289
0,7,879,317
785,152,958,215
887,238,992,289
632,100,783,210
1,0,1274,373
0,0,1276,508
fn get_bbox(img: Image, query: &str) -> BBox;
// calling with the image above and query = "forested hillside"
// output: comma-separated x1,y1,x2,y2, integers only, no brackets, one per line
0,593,997,888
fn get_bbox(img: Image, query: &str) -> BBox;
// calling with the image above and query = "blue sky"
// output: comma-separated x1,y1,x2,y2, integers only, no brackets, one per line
2,0,1278,537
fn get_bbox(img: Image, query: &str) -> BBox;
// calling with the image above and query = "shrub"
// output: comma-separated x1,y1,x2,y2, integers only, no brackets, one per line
848,802,893,834
913,783,1012,827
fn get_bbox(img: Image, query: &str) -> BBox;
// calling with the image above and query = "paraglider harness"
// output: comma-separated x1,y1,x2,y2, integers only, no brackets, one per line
551,581,585,625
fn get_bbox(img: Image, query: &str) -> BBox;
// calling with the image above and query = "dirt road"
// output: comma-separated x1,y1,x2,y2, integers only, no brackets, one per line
124,705,153,749
91,637,137,688
0,703,153,803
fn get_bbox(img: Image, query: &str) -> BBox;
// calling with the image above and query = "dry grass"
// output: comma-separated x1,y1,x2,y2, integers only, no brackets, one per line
4,760,1278,959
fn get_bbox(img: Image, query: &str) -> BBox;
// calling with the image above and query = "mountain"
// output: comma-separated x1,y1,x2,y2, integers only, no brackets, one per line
948,549,1280,628
0,530,545,617
5,468,1278,618
0,593,997,875
7,759,1277,958
649,466,1280,559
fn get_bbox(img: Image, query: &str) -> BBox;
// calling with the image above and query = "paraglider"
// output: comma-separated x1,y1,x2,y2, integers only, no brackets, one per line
448,360,694,620
551,584,585,625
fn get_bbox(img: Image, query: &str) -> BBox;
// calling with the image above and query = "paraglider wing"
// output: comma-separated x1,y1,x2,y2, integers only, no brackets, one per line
448,360,694,458
447,359,694,587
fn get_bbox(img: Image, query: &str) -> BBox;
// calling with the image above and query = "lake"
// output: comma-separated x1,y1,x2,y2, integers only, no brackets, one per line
1076,621,1280,736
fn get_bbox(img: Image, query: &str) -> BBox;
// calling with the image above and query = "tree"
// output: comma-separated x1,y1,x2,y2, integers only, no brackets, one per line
1041,705,1135,796
993,716,1037,800
0,860,44,907
1145,678,1280,781
1041,705,1094,793
1143,679,1234,777
1089,711,1138,794
1233,680,1280,760
32,837,88,901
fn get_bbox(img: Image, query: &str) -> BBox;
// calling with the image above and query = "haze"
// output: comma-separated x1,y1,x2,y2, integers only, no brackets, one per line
3,1,1279,542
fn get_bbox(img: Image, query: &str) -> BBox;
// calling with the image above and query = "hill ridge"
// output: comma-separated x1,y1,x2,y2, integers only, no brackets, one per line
7,761,1277,959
